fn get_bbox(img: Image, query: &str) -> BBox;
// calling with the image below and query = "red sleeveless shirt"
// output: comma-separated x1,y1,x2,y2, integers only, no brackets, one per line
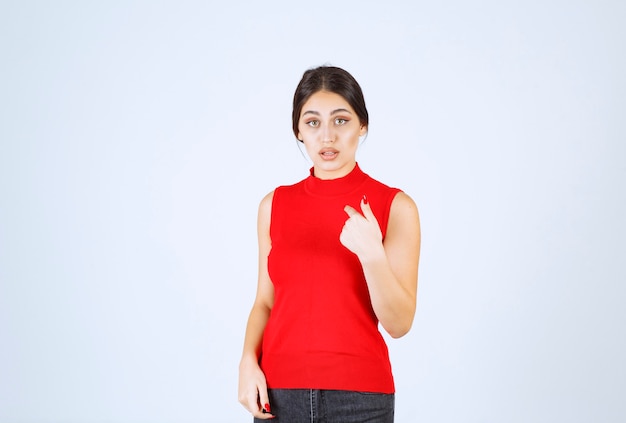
261,163,401,393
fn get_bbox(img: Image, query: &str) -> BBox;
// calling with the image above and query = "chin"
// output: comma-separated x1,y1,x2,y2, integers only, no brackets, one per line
316,160,343,170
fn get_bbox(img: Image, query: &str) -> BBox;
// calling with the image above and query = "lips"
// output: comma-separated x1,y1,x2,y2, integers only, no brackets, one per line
319,148,338,160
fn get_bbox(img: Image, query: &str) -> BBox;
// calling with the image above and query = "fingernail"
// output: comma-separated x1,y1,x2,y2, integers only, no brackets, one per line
264,403,271,413
363,195,368,205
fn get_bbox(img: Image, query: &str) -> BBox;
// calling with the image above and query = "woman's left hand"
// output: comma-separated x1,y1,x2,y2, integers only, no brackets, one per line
340,196,384,259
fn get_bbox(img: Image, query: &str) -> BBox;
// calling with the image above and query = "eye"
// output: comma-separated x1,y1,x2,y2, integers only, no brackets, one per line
335,118,348,125
306,120,320,127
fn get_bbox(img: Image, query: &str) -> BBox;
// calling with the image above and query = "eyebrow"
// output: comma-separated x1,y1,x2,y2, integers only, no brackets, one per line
302,108,353,117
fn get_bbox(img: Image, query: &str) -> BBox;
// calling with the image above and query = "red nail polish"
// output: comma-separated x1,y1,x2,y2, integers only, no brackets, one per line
264,403,271,413
363,195,368,205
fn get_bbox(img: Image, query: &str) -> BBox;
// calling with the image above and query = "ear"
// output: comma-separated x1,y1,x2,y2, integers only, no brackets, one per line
297,131,303,142
359,125,368,136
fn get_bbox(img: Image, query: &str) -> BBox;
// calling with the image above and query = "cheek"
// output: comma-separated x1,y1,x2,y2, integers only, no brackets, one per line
307,143,320,156
346,130,362,146
300,128,320,144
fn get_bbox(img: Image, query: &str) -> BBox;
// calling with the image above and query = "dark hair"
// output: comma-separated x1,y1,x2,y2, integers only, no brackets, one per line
292,66,369,140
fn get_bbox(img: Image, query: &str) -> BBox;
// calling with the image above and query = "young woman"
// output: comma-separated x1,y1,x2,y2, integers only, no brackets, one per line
238,66,421,422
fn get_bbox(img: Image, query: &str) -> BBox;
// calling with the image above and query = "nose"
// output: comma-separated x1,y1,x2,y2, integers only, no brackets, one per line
322,123,335,143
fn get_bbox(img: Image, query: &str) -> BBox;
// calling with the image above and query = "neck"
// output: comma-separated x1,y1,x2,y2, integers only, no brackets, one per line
312,161,357,180
304,162,367,197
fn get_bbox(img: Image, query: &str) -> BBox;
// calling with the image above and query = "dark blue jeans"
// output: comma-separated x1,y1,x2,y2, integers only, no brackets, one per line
254,389,394,423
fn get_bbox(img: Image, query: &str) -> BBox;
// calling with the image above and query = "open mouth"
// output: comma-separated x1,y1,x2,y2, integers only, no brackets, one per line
320,149,338,160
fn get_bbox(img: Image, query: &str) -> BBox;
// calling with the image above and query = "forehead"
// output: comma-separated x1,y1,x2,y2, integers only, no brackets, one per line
301,91,353,114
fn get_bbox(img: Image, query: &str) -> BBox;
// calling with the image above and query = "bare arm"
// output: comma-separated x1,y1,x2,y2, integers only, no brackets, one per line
340,192,421,338
238,191,276,419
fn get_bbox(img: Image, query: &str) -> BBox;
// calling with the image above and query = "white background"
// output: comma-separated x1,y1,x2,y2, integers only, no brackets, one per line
1,1,625,422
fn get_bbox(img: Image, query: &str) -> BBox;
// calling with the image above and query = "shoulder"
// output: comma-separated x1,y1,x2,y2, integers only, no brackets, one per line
362,172,402,205
257,191,275,240
258,190,275,217
391,191,418,213
361,169,414,207
389,191,420,231
265,177,308,208
258,173,307,214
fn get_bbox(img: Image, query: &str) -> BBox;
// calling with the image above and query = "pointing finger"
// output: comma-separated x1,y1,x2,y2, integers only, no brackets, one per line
344,205,361,218
360,195,378,222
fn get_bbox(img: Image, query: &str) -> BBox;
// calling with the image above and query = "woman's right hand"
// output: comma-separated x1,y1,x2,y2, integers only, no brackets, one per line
238,357,275,419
